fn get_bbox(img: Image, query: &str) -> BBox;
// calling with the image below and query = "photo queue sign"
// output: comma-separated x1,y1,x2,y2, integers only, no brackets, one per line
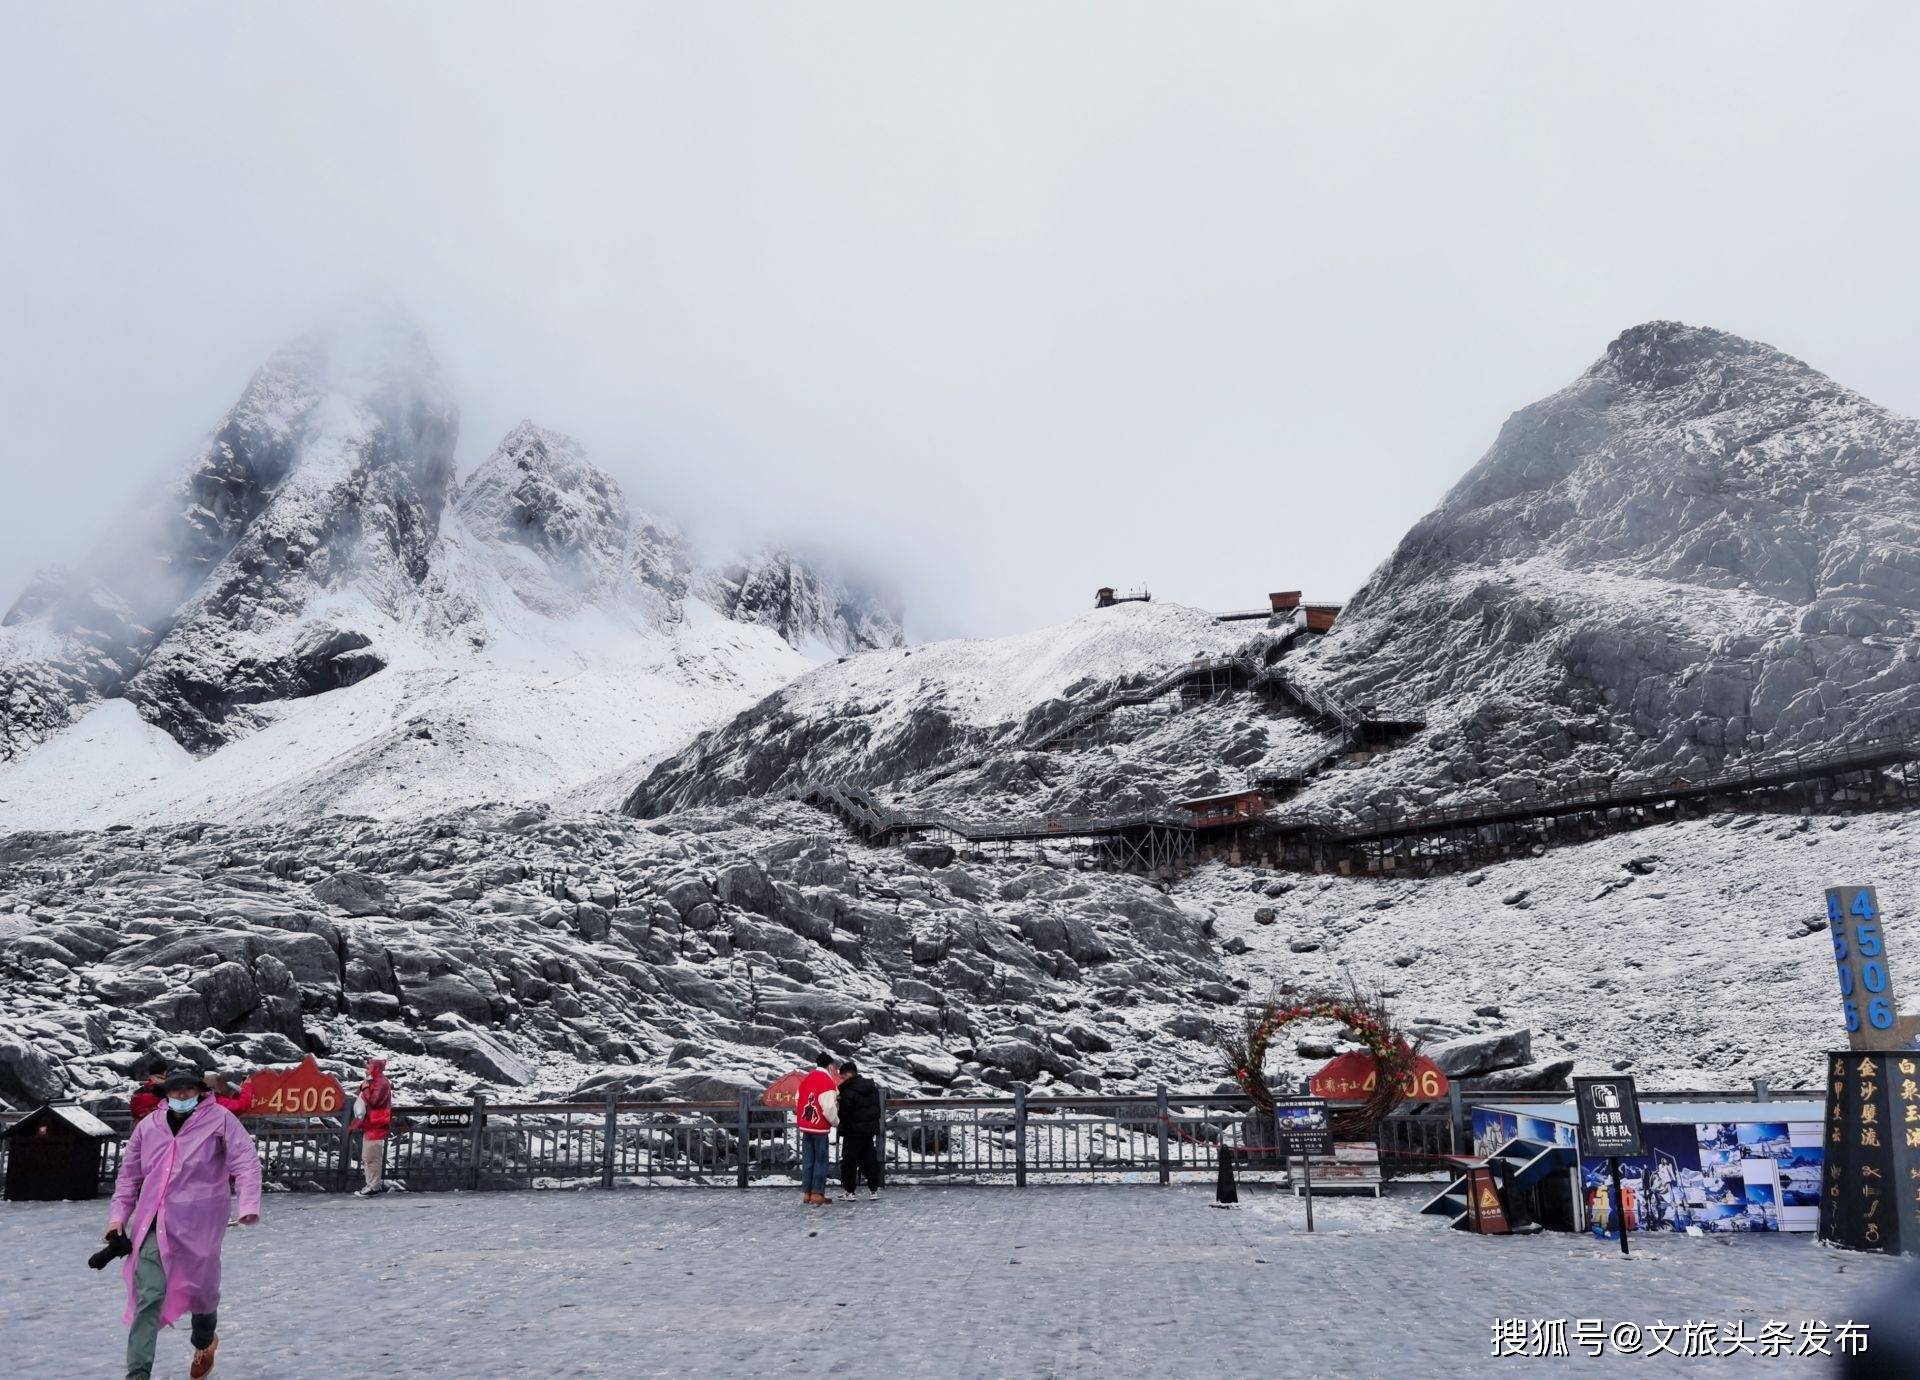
1819,886,1920,1256
1273,1096,1334,1232
1573,1075,1643,1256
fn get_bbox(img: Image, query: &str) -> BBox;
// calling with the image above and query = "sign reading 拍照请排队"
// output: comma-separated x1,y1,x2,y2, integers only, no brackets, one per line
1572,1075,1644,1159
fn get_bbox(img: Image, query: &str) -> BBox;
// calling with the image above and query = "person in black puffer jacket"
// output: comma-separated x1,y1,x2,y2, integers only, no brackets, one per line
835,1061,884,1200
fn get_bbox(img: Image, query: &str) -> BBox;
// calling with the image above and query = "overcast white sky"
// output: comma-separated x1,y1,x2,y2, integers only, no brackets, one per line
4,3,1918,639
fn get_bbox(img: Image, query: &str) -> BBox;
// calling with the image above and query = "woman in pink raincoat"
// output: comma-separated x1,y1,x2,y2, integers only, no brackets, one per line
107,1068,263,1380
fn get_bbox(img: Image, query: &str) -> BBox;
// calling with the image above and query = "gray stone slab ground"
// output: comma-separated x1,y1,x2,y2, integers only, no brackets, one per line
1,1185,1909,1378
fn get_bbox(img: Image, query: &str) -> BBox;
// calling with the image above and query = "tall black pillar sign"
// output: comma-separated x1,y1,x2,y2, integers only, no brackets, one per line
1818,886,1920,1256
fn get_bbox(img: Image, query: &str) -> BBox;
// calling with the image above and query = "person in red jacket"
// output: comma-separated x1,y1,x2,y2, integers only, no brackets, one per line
794,1053,841,1206
129,1062,168,1122
204,1070,253,1116
351,1059,394,1197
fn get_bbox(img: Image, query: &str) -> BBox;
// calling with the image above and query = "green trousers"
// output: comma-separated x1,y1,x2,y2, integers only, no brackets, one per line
126,1232,217,1380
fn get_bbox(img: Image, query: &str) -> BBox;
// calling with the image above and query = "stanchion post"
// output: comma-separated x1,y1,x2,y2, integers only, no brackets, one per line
1303,1152,1315,1232
1156,1086,1171,1186
467,1093,486,1191
1015,1088,1028,1188
1610,1156,1629,1256
1447,1083,1465,1154
600,1095,617,1189
336,1112,356,1193
736,1090,751,1189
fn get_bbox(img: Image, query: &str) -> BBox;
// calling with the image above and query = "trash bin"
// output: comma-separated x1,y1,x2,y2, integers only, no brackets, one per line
3,1104,117,1201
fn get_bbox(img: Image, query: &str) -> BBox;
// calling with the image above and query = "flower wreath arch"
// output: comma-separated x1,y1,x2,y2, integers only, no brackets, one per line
1221,989,1419,1140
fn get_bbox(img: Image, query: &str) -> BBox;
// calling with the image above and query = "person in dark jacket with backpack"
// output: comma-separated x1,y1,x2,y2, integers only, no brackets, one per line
836,1060,884,1200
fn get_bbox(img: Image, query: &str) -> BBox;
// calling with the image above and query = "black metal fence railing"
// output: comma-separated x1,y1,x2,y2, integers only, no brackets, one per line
2,1084,1816,1199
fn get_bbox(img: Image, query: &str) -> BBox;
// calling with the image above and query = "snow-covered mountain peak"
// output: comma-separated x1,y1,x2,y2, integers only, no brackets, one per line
0,317,905,825
1302,322,1920,817
449,421,653,618
697,549,904,659
1596,319,1819,391
457,421,631,558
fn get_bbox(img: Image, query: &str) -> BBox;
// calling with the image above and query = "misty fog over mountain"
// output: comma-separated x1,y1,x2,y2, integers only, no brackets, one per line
6,5,1920,640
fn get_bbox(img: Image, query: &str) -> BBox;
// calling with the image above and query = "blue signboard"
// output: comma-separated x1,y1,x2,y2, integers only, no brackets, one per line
1824,886,1917,1051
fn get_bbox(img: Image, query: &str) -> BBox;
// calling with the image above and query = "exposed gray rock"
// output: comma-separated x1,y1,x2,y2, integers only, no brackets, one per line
905,1050,960,1085
311,871,398,917
0,1036,68,1108
426,1029,534,1086
1464,1058,1575,1092
974,1037,1044,1080
190,961,259,1029
1429,1028,1534,1078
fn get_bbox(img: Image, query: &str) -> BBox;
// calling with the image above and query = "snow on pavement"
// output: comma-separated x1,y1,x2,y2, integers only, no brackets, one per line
2,1185,1907,1377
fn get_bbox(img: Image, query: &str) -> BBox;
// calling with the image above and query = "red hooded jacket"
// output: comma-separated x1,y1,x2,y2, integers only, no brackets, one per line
353,1060,393,1142
129,1078,163,1122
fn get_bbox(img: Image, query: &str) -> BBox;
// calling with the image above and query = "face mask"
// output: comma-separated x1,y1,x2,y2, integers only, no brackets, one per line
167,1096,199,1115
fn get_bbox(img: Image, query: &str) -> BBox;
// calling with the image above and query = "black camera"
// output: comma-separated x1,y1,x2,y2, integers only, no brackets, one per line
88,1230,132,1271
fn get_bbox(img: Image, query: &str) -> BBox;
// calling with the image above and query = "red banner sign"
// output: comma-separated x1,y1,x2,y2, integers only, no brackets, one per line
762,1071,805,1110
1308,1052,1449,1103
246,1056,347,1118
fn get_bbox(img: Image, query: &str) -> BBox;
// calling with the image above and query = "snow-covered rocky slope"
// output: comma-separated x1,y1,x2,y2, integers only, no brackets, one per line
4,317,1917,1118
625,600,1269,815
0,317,901,829
2,795,1903,1115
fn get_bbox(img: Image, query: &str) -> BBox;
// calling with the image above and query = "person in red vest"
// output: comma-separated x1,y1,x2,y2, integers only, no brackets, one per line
350,1059,394,1197
794,1053,840,1206
129,1061,168,1122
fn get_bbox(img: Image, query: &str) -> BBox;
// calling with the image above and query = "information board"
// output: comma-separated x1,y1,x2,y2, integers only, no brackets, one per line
1572,1075,1644,1159
1273,1096,1334,1158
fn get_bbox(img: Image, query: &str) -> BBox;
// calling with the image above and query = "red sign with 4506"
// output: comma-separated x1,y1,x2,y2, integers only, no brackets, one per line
246,1056,347,1118
1309,1052,1449,1103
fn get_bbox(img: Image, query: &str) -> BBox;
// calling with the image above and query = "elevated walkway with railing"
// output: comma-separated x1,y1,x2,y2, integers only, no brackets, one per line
1267,726,1920,853
801,724,1920,875
793,781,1197,867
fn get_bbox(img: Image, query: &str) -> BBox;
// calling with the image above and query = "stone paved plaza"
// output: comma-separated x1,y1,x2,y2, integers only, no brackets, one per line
3,1184,1910,1377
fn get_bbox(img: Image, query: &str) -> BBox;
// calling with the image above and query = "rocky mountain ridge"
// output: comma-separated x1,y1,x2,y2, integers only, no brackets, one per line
1293,320,1920,818
631,322,1920,833
0,312,902,827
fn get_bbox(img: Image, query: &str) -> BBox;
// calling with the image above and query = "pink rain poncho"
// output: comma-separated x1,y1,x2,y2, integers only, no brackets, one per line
109,1098,263,1329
